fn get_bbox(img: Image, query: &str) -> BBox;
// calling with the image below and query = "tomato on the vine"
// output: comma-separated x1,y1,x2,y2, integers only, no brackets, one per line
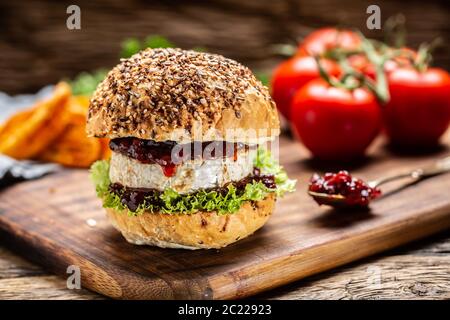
291,78,382,160
271,56,340,120
387,47,417,71
348,47,417,79
297,28,361,57
383,67,450,147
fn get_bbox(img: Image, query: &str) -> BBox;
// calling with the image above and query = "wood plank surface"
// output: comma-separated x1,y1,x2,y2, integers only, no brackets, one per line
259,230,450,300
0,245,99,299
2,231,450,300
1,0,448,94
1,0,449,301
0,134,449,299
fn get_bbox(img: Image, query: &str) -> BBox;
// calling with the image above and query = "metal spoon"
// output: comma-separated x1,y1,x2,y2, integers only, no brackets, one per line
308,156,450,208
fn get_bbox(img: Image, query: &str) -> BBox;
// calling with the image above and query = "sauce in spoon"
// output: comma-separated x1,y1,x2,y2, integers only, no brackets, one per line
308,170,381,207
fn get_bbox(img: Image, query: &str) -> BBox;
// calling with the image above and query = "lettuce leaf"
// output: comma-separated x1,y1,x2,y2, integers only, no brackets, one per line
69,69,108,96
90,148,296,215
255,148,297,196
90,160,110,197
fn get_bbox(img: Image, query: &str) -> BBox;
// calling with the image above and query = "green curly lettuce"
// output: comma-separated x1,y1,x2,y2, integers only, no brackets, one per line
90,148,296,215
254,148,297,196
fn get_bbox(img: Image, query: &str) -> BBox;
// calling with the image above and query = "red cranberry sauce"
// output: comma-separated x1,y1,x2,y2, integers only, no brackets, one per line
109,138,250,178
110,171,276,212
309,170,381,206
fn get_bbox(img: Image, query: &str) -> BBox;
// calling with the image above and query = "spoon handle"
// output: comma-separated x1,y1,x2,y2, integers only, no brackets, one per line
370,156,450,188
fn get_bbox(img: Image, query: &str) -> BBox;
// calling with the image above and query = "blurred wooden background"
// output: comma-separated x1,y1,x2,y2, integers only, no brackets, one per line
0,0,448,94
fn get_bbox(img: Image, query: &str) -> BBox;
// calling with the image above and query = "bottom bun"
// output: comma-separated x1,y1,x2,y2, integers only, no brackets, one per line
105,194,276,249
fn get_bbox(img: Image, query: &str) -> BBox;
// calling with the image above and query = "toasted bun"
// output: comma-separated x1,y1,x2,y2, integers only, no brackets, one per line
105,194,275,249
87,48,279,144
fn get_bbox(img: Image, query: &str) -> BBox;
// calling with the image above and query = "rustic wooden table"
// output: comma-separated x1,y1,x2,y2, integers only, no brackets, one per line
1,230,449,300
0,0,449,300
1,0,448,94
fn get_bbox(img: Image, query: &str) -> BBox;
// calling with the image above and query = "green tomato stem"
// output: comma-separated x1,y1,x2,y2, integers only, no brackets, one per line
359,32,390,104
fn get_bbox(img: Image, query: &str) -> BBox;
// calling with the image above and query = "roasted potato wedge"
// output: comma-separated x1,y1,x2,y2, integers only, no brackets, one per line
1,83,107,167
0,82,71,159
0,108,34,137
99,138,111,160
38,121,102,168
68,95,90,116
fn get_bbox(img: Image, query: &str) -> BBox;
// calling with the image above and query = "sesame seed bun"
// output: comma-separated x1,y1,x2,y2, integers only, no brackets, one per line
105,194,275,250
87,48,279,144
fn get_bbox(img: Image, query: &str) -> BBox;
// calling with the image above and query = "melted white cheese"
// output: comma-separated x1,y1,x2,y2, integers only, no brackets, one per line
109,149,256,194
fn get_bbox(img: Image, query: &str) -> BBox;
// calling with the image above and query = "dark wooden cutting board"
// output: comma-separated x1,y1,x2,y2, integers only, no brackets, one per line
0,134,450,299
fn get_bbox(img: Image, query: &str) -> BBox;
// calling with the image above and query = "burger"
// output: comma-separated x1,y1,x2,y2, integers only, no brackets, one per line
87,48,295,249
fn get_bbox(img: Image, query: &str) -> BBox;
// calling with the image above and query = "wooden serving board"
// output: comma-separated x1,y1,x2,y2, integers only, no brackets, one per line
1,134,450,299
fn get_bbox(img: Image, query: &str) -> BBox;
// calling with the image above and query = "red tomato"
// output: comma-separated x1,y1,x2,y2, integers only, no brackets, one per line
297,28,361,57
388,47,417,70
384,67,450,147
347,54,374,78
271,56,340,120
348,48,417,79
291,79,382,160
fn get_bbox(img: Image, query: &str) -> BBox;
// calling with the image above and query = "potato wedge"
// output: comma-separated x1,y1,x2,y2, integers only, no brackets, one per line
99,138,111,160
0,82,71,159
68,95,90,116
0,108,34,137
68,95,111,161
38,122,102,168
